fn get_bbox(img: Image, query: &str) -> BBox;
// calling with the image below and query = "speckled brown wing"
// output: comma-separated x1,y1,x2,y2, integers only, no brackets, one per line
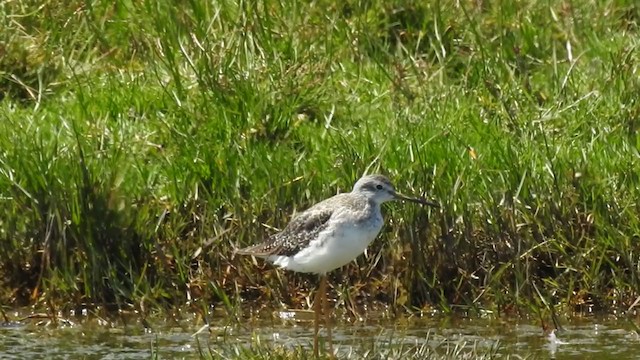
236,208,333,257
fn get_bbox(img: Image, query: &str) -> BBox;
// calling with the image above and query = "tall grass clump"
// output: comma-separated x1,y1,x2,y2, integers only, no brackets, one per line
0,0,639,319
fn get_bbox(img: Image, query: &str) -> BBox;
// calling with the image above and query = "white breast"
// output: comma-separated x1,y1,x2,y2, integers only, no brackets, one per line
269,207,384,274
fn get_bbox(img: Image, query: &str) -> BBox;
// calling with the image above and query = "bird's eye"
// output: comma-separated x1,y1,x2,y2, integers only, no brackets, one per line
376,184,383,190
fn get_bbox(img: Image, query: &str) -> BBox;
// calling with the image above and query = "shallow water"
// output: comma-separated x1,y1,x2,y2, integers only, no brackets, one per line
1,311,639,359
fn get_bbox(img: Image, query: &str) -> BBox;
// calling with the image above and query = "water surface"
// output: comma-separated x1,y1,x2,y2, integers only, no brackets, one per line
1,311,639,359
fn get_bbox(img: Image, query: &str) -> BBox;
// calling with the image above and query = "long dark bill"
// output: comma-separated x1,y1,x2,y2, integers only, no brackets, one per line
395,192,440,208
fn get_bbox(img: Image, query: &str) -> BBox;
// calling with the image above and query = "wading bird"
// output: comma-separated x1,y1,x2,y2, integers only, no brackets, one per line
236,174,438,357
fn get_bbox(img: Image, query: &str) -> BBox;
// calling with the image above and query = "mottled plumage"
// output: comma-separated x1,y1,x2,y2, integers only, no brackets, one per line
236,174,438,274
236,208,333,257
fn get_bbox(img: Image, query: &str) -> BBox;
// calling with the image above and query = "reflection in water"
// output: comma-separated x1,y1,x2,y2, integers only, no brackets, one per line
0,314,639,359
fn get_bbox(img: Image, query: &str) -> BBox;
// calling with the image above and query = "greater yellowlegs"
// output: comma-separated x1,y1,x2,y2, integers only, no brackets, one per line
236,174,438,357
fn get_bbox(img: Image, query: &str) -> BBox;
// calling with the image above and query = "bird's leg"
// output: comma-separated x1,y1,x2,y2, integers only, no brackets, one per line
313,276,323,358
321,275,334,357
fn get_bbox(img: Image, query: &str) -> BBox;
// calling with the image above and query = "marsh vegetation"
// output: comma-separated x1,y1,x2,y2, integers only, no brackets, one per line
1,0,639,332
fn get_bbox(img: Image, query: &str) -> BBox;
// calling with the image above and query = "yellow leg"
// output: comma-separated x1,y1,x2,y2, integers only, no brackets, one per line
313,278,322,358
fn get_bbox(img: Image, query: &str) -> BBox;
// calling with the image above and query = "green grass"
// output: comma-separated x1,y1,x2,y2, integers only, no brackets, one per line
1,0,639,321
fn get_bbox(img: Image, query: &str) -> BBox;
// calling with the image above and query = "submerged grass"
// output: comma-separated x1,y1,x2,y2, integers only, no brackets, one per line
192,331,504,360
0,0,640,322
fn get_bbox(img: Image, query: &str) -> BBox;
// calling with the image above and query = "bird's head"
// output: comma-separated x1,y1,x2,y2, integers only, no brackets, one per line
352,174,439,207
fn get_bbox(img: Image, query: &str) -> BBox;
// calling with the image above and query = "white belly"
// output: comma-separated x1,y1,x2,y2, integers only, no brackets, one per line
268,213,383,274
